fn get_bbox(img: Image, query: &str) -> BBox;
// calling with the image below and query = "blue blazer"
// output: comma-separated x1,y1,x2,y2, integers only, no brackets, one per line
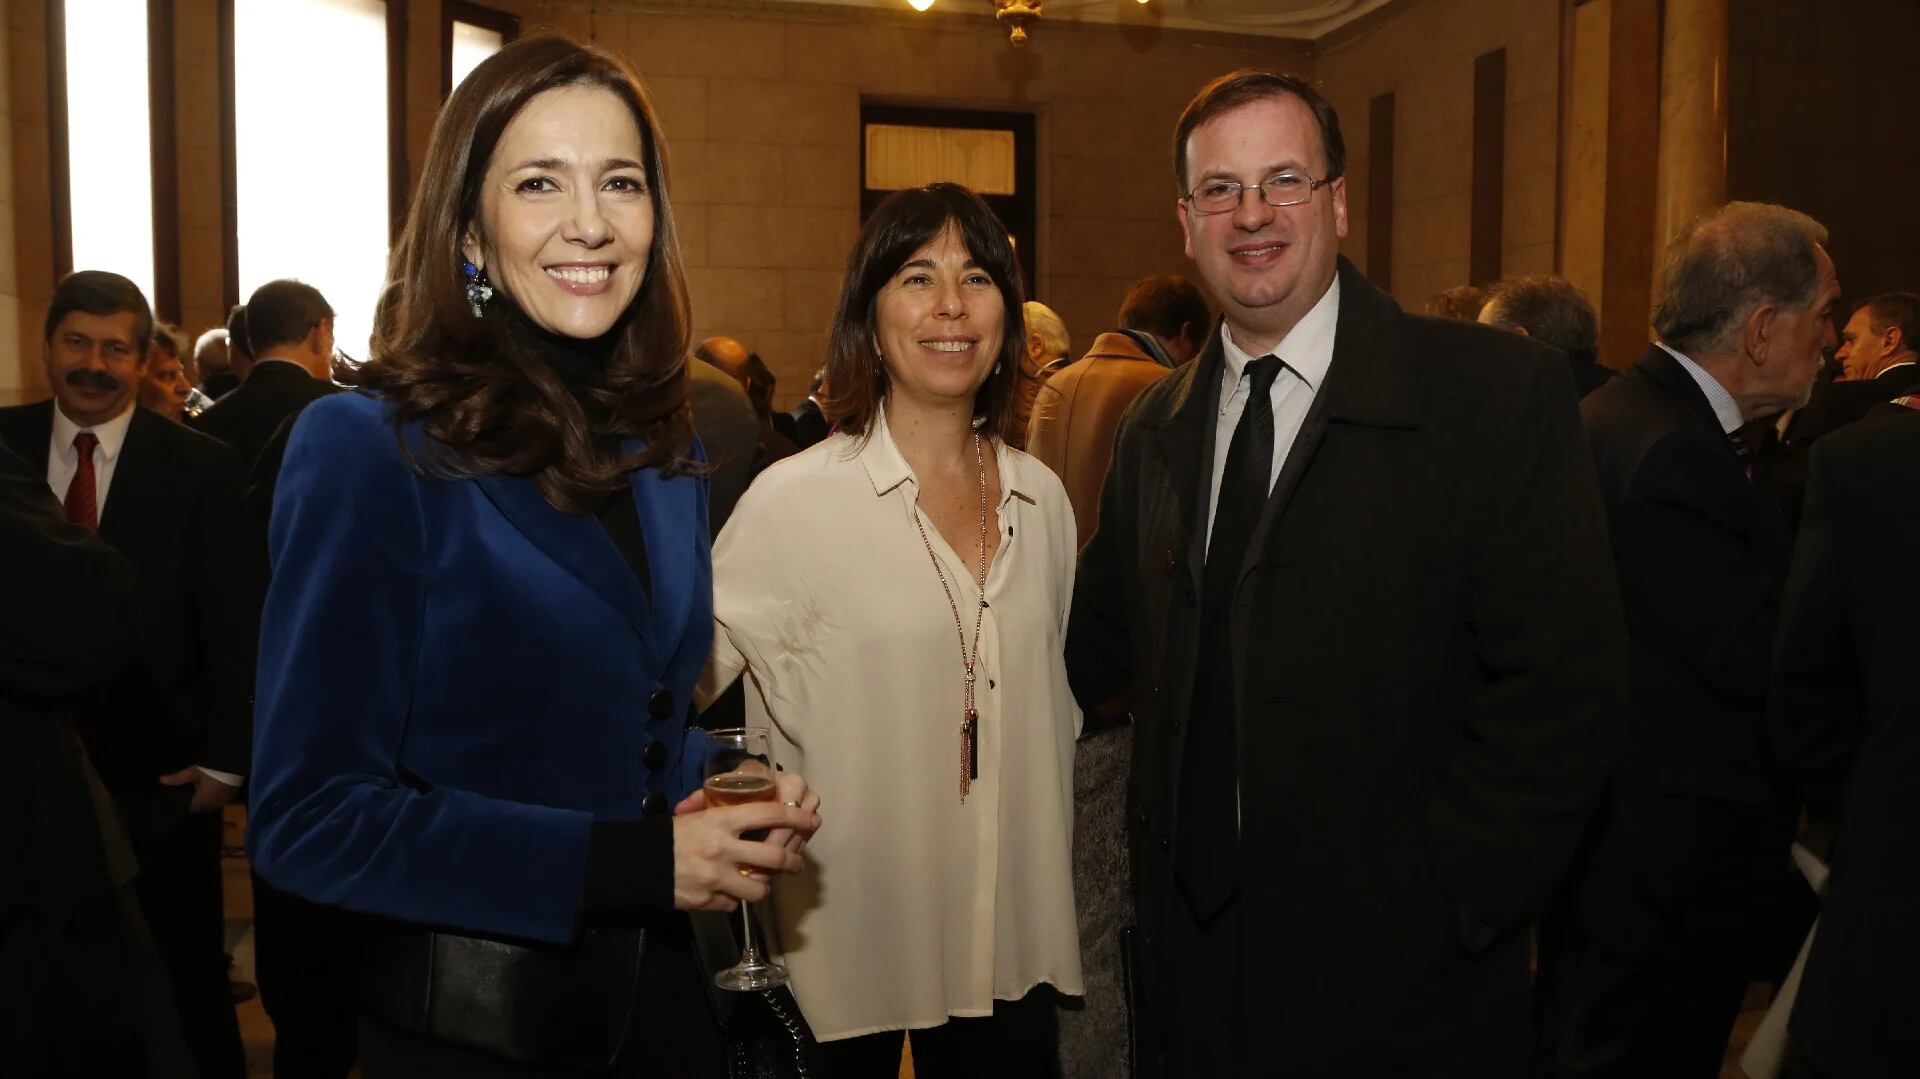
248,391,712,945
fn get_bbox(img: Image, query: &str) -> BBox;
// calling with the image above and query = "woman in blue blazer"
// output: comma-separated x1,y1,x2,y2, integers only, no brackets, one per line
247,36,820,1077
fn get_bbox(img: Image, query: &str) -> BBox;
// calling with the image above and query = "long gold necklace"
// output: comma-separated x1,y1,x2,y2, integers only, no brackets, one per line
910,431,990,802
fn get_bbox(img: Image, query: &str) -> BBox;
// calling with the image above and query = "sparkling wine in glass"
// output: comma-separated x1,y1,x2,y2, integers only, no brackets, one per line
702,727,789,991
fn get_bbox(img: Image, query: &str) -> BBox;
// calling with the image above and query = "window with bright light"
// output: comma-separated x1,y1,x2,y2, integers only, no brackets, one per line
63,0,157,304
449,21,503,94
444,3,518,99
234,0,388,358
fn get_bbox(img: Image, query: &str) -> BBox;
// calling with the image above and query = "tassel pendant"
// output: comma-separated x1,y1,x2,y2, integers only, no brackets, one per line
961,709,979,801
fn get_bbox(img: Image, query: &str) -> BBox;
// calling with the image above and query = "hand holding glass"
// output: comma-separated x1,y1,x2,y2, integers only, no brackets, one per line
702,727,790,991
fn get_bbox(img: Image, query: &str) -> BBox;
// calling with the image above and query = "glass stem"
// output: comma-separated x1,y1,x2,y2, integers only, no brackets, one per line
738,899,762,964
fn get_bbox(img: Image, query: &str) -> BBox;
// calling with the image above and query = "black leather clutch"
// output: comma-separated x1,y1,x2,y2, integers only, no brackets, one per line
359,923,645,1070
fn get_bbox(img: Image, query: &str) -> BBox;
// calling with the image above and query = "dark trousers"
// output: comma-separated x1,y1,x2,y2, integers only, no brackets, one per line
820,990,1061,1079
133,808,248,1079
1531,926,1746,1079
1156,892,1243,1076
253,873,359,1077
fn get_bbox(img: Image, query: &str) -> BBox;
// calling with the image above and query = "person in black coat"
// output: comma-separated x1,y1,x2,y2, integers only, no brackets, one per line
784,367,830,449
1765,292,1920,527
1536,201,1841,1079
1783,292,1920,447
0,270,265,1079
189,278,341,472
1067,71,1626,1078
0,441,198,1078
1769,411,1920,1079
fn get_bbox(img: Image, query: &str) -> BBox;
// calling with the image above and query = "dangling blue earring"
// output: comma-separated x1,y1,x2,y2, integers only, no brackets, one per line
460,260,493,317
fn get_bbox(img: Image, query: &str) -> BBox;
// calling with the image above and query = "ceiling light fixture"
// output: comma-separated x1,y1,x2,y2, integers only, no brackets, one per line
907,0,1149,47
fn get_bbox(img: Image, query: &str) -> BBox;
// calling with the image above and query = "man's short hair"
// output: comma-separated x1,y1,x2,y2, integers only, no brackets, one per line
1119,275,1210,346
1482,275,1600,365
246,279,334,357
1023,302,1071,361
1652,201,1829,357
1173,69,1345,193
226,304,253,361
44,270,154,356
1856,292,1920,355
150,321,191,359
1425,285,1487,322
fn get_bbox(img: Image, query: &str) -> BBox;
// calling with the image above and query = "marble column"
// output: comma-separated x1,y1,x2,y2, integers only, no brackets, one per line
1653,0,1729,252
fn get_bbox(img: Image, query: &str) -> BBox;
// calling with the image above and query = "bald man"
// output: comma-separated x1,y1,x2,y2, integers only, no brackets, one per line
195,329,238,401
695,336,799,465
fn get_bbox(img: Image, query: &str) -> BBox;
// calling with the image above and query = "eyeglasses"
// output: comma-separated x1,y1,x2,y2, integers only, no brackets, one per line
1181,172,1334,215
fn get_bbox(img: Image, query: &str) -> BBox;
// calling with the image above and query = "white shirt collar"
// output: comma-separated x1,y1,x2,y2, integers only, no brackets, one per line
857,402,1036,505
51,399,137,462
1657,342,1745,435
1220,274,1341,393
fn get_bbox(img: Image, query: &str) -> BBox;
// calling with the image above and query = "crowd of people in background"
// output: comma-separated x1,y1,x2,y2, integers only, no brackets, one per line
3,29,1915,1079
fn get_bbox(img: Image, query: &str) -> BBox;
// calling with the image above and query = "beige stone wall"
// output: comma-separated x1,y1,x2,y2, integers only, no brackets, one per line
5,2,52,405
468,1,1307,406
1315,0,1561,311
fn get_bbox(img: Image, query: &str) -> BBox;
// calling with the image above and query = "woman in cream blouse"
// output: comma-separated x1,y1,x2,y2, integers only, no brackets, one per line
701,183,1083,1076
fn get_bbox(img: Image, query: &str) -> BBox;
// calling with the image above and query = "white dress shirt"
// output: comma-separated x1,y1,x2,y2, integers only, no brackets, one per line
47,400,244,789
701,406,1084,1041
1658,342,1745,434
48,401,137,520
1206,275,1341,544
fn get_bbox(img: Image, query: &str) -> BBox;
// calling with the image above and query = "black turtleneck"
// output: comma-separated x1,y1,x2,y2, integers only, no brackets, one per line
500,298,651,599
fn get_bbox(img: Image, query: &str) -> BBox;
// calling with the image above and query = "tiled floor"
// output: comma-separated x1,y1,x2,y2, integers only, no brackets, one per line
221,807,1762,1079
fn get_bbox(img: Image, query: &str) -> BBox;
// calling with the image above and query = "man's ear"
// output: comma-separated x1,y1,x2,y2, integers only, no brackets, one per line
1883,323,1905,358
1742,303,1780,367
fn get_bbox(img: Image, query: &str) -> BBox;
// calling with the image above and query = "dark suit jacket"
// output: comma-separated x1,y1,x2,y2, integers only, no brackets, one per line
0,443,179,1077
187,358,339,472
1068,259,1626,1077
1569,354,1616,399
1783,361,1920,448
783,399,829,450
198,371,240,401
1770,412,1920,1075
1767,362,1920,526
0,402,264,841
688,359,759,537
249,392,714,944
1562,345,1801,965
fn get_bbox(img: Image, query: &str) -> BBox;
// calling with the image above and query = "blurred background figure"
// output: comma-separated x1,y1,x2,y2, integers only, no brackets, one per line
1008,299,1070,451
140,323,198,422
1425,283,1486,320
1478,273,1615,399
194,328,239,402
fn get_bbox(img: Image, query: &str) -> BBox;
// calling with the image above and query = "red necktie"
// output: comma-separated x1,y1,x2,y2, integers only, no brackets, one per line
65,431,100,529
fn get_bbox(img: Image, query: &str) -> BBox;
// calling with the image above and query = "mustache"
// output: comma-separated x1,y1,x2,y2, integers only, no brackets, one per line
65,369,121,392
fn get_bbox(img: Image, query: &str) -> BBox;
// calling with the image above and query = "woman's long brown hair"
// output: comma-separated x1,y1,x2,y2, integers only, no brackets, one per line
350,34,694,514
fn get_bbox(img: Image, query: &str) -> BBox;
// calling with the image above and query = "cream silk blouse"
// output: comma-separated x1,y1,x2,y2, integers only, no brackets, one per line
700,408,1085,1041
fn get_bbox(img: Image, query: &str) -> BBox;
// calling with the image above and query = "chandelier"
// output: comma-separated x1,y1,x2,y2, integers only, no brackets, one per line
906,0,1153,48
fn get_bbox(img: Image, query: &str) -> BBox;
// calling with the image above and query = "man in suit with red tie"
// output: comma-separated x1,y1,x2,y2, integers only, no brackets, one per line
1536,203,1841,1078
0,270,262,1079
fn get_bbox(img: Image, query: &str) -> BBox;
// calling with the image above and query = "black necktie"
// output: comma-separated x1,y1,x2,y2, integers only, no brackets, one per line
1177,354,1283,924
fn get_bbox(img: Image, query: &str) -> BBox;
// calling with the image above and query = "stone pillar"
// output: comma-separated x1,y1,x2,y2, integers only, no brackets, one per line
1653,0,1728,251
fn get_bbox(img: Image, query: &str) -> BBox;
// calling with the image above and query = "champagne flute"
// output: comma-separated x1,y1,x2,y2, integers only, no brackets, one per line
702,726,790,991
